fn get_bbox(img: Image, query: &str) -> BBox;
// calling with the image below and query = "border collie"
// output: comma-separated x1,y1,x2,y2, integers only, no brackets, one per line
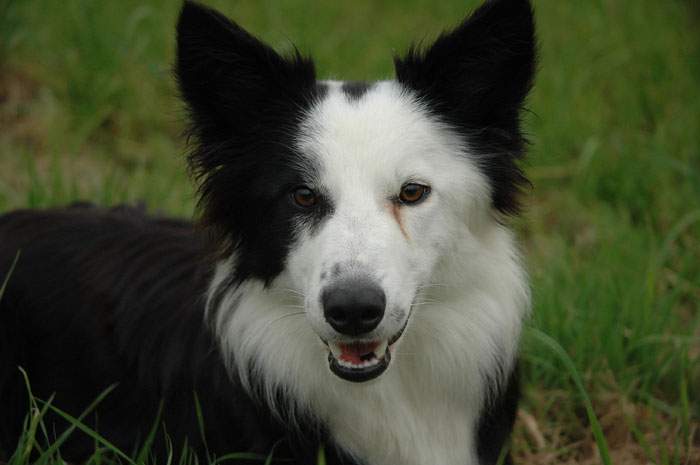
0,0,535,463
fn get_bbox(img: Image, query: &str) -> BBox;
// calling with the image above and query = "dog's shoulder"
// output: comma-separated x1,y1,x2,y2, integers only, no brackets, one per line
0,203,213,338
1,203,204,269
1,202,191,238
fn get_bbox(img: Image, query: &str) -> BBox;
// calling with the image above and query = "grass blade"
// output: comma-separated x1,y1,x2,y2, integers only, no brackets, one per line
527,328,612,465
316,445,326,465
0,250,20,301
34,386,136,465
135,400,164,465
193,391,211,462
209,452,267,464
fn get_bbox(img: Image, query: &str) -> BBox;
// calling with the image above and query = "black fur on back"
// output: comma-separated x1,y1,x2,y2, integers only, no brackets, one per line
0,205,237,459
394,0,536,215
0,205,331,463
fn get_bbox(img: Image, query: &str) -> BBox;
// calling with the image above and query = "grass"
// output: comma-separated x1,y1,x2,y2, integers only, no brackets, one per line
1,0,699,463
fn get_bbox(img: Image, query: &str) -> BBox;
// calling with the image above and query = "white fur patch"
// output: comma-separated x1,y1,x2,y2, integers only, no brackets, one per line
207,81,529,465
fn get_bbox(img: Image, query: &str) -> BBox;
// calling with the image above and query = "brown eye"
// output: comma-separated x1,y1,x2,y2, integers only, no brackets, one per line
399,183,430,205
292,186,317,208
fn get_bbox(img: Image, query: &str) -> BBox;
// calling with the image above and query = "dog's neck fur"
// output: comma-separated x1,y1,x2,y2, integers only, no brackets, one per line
207,220,528,465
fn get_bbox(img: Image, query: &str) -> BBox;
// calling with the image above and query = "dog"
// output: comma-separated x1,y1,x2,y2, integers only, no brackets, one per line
0,0,536,463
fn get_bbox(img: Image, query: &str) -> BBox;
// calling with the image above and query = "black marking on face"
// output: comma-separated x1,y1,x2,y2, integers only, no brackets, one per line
315,81,330,100
296,188,335,234
176,1,327,285
342,81,373,101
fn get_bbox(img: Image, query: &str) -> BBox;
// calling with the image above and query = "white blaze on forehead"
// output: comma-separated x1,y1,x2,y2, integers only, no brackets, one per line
297,81,491,211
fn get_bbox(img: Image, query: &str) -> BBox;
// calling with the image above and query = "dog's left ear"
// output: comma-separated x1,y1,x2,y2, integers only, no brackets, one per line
395,0,536,131
395,0,536,214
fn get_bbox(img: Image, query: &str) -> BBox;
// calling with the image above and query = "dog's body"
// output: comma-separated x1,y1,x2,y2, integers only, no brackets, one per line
0,1,535,464
0,204,521,464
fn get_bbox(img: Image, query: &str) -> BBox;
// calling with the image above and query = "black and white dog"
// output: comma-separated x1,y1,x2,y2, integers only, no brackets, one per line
0,0,535,463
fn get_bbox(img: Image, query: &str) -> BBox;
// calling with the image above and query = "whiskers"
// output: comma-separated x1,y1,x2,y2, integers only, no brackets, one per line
416,282,451,292
264,287,308,304
262,310,306,331
411,299,441,307
411,294,444,311
277,287,307,299
412,282,450,310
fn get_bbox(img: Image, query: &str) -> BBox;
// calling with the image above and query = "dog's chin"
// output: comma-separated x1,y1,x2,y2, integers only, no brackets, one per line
323,326,407,383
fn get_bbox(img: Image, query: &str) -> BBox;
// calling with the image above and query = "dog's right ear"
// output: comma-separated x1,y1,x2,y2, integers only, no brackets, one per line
175,1,316,144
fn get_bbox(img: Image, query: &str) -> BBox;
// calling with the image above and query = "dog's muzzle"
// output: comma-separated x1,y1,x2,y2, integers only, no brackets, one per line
320,279,405,382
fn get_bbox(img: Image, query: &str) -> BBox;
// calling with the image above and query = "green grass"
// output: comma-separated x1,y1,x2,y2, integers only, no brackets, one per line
2,369,274,465
1,0,699,463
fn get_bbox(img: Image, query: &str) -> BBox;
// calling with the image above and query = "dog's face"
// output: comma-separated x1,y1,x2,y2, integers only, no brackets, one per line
177,0,534,383
285,82,493,381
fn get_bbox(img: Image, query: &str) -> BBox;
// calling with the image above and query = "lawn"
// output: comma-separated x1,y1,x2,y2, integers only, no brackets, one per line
1,0,699,463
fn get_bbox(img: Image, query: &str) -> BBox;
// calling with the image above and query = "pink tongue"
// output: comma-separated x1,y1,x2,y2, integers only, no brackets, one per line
339,341,379,364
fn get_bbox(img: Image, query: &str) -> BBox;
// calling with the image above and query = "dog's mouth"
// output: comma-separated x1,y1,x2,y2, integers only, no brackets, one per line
323,327,406,383
326,340,390,382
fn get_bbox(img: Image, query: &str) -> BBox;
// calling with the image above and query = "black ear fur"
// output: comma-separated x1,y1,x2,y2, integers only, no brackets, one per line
175,2,321,283
176,1,316,143
394,0,536,215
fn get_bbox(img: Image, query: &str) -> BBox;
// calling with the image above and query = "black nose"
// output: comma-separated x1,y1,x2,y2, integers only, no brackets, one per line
322,279,386,336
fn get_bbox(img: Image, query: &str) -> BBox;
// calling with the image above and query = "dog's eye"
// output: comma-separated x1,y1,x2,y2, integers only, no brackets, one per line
399,183,430,205
292,186,317,208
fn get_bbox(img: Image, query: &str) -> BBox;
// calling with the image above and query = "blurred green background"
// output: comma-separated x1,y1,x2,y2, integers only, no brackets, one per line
1,0,698,463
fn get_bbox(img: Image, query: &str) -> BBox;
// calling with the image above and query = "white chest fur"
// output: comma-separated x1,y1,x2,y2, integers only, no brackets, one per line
322,378,478,465
211,226,528,465
307,315,493,465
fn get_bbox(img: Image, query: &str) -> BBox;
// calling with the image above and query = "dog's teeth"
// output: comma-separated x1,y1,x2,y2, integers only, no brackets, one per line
374,340,388,358
334,354,381,370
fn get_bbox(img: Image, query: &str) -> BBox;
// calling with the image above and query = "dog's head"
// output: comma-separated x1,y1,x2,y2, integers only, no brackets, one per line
176,0,535,385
